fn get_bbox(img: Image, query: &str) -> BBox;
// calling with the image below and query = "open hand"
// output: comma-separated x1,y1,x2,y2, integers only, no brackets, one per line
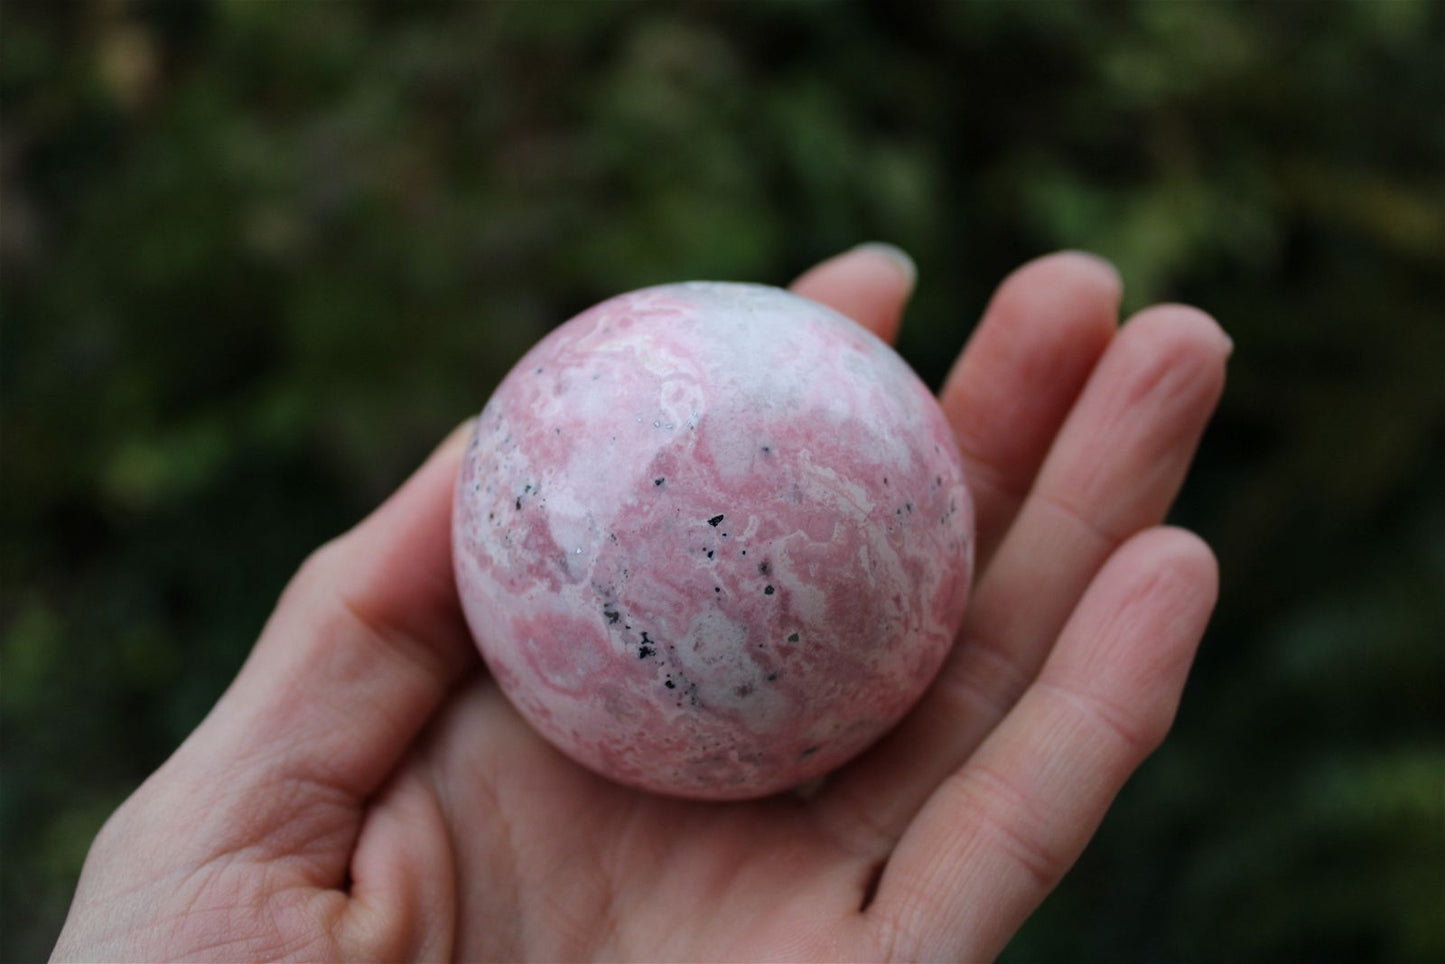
53,245,1228,962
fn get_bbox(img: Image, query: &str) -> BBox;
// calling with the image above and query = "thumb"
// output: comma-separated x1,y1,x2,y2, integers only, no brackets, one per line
162,419,481,873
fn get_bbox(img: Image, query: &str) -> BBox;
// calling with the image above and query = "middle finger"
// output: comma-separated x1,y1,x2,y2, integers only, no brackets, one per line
820,303,1230,852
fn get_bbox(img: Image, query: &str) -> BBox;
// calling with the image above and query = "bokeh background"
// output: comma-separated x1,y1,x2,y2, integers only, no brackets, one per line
3,2,1442,960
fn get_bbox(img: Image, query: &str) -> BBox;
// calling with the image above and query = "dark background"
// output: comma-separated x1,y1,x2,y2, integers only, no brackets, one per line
3,2,1442,961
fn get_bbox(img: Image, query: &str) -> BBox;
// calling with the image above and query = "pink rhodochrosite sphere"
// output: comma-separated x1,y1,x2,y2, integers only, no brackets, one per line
452,282,974,799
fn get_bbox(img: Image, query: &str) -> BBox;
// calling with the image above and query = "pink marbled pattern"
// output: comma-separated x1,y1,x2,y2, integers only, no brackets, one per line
452,282,974,799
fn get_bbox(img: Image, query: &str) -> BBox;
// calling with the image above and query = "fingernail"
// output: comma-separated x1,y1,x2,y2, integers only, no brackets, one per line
852,241,916,289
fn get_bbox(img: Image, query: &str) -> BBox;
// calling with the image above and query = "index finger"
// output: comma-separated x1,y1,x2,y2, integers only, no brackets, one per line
790,242,917,343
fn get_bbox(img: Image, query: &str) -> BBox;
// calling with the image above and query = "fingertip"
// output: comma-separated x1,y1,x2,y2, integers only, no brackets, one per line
1122,525,1220,598
1054,250,1124,295
789,242,917,343
1161,526,1220,614
354,415,475,546
1123,303,1233,362
1095,527,1221,644
433,416,477,463
994,251,1124,333
850,241,917,289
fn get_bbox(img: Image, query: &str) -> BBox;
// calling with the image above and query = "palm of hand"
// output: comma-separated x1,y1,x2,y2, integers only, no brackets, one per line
53,249,1228,963
415,679,871,961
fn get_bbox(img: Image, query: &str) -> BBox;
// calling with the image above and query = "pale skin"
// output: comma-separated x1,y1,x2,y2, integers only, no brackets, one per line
52,247,1229,963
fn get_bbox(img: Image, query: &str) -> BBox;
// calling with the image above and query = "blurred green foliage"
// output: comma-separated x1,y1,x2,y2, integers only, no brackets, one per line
2,1,1442,960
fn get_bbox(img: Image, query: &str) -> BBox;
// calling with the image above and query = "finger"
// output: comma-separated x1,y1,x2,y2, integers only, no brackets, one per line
939,251,1121,569
822,303,1228,847
180,420,479,821
789,242,917,343
867,527,1218,962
